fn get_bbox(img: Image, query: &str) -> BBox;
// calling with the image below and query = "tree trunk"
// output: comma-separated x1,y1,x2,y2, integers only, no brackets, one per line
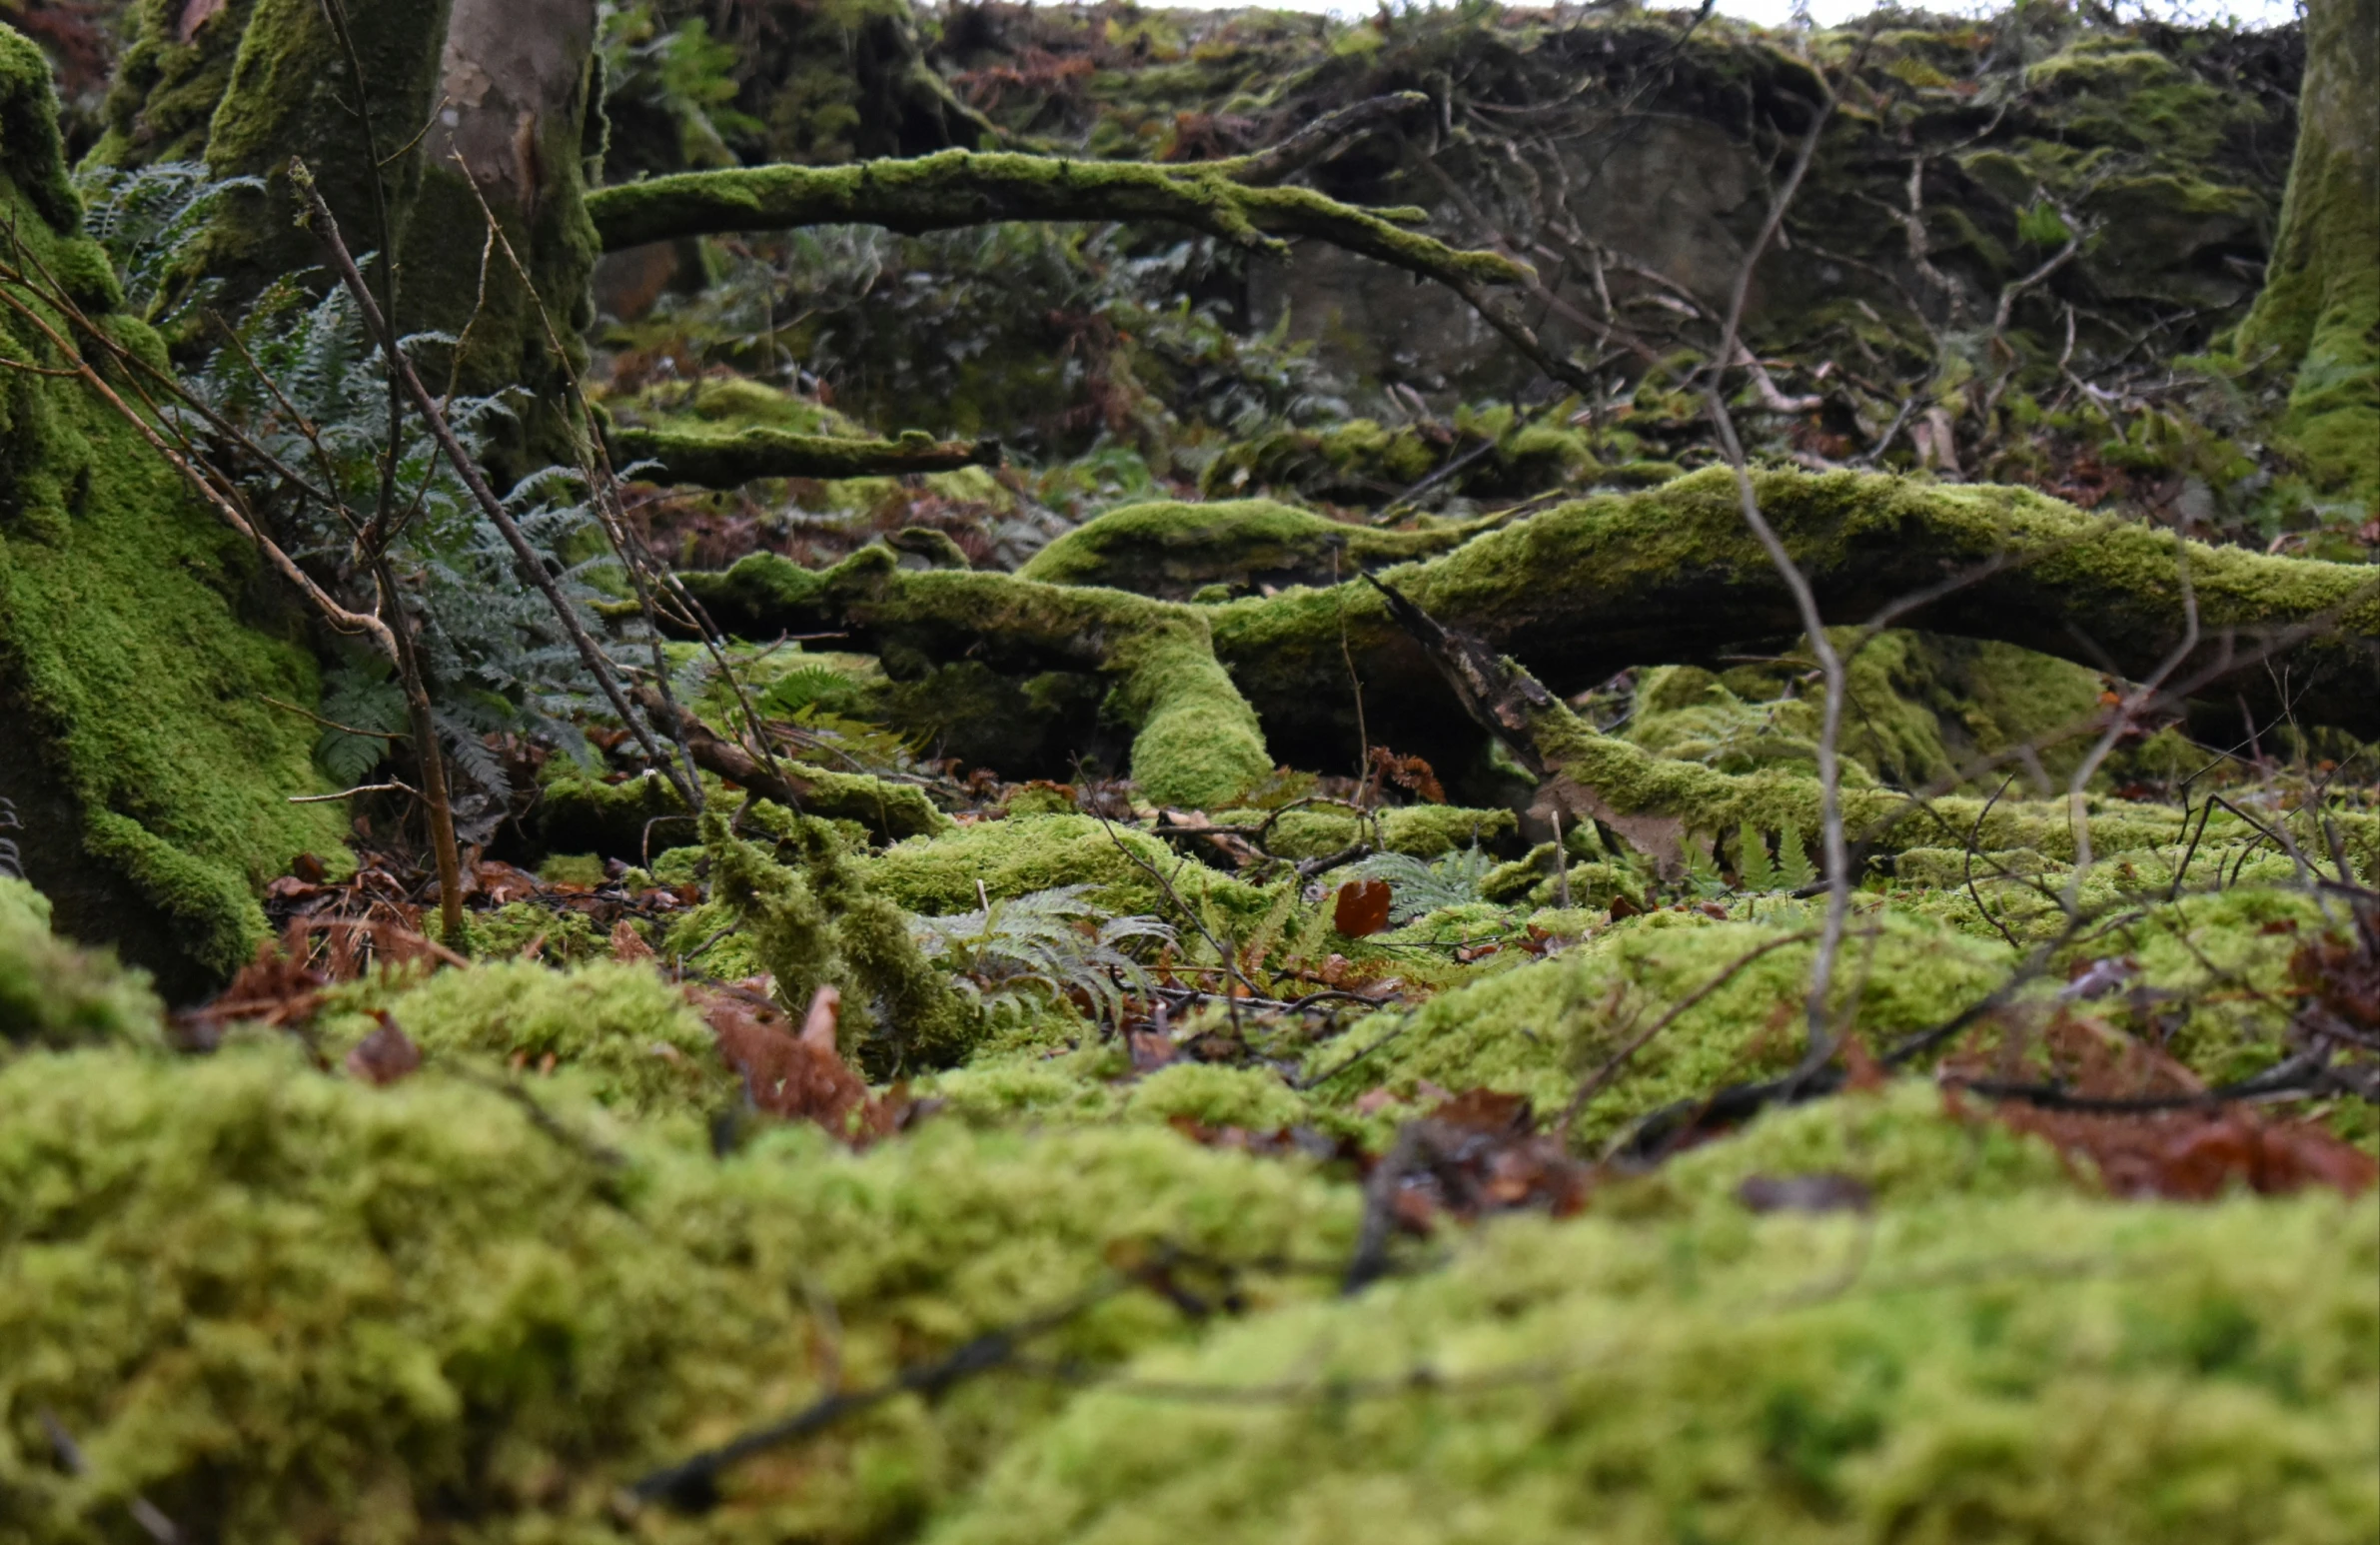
400,0,603,478
2233,0,2379,513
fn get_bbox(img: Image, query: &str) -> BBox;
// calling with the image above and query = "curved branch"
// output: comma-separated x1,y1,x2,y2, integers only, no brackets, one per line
610,425,1001,488
586,149,1529,292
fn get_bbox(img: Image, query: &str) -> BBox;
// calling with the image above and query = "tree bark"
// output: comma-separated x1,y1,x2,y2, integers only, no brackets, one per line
2232,0,2380,512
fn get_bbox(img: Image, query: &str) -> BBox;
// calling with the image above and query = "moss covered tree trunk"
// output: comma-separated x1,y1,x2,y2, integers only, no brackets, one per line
2233,0,2379,513
1,22,345,999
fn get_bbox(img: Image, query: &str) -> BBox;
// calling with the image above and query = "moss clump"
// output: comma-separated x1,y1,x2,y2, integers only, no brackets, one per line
0,1043,1358,1542
1308,909,2012,1146
86,0,257,168
939,1192,2379,1545
1620,1078,2079,1214
1,30,346,995
863,813,1276,931
334,958,731,1119
1225,803,1519,862
0,877,163,1052
1122,1061,1310,1131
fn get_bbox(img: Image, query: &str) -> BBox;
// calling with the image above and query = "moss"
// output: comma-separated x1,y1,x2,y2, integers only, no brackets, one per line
0,876,164,1052
1231,804,1520,862
705,806,977,1073
1621,1078,2079,1215
0,41,347,994
939,1192,2379,1544
169,0,455,322
1019,497,1482,601
85,0,258,169
1121,1062,1309,1131
2227,0,2380,513
0,1042,1357,1542
582,148,1526,294
464,900,609,966
612,423,997,487
336,957,731,1118
863,813,1276,932
1208,467,2380,757
1306,909,2012,1146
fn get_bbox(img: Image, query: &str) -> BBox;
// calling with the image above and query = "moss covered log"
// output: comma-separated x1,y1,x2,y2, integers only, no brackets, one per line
680,544,1273,808
1199,468,2379,768
612,423,1001,487
1018,498,1492,601
1,24,344,997
585,148,1529,292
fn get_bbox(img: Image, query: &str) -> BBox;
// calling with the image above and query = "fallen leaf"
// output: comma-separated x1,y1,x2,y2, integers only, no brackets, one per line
346,1011,423,1086
1334,878,1393,937
702,983,900,1148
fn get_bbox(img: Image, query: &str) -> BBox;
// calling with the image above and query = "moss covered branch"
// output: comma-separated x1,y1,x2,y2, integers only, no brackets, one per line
586,149,1528,292
609,424,1001,488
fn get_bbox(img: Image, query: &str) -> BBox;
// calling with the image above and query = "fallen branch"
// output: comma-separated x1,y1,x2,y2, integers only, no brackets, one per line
586,149,1528,295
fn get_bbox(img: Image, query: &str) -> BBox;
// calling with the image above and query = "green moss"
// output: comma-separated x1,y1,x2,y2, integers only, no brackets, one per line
0,41,347,993
339,957,730,1118
1623,1078,2079,1214
1306,909,2012,1145
582,148,1526,294
939,1192,2379,1544
464,900,609,966
705,805,977,1073
864,813,1276,931
0,1043,1357,1541
85,0,258,169
167,0,455,322
1231,804,1519,862
0,877,164,1052
2227,0,2380,513
1121,1062,1309,1131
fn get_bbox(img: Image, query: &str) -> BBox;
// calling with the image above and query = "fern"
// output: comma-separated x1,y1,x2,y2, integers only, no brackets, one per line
759,663,856,718
314,659,409,785
1735,821,1817,894
1737,820,1777,892
1777,823,1817,891
909,885,1174,1027
1346,846,1497,924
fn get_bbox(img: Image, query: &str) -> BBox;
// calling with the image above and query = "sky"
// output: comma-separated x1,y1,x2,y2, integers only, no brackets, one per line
1153,0,2303,28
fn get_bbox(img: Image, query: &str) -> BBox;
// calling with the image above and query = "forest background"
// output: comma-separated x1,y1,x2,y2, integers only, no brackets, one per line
0,0,2376,1538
